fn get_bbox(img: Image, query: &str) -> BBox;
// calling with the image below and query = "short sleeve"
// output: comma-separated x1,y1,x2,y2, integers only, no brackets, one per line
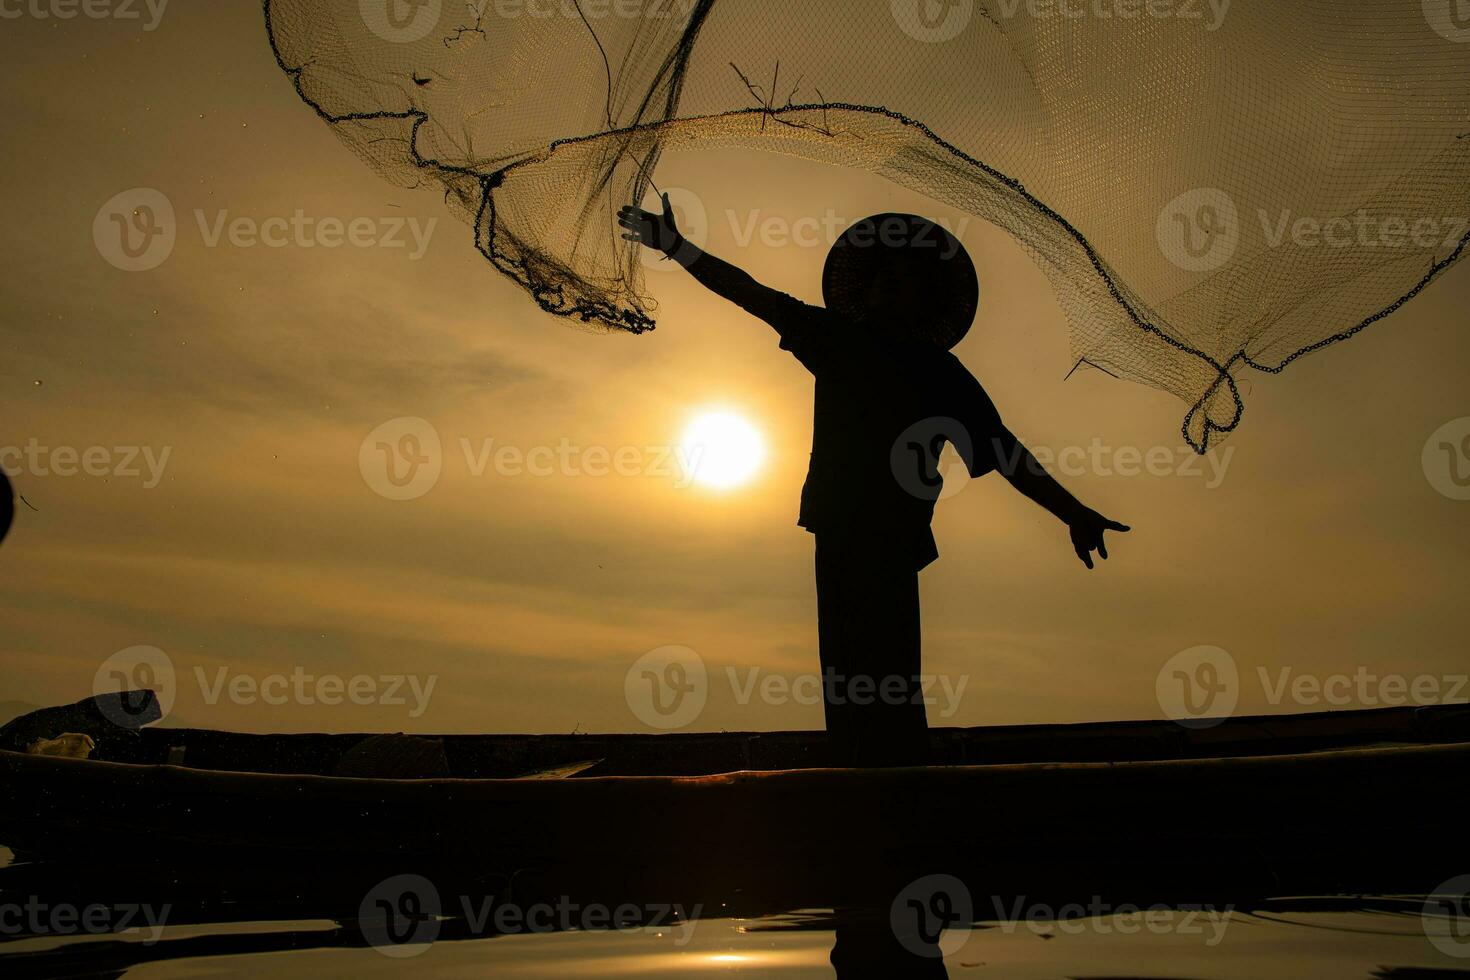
949,360,1013,478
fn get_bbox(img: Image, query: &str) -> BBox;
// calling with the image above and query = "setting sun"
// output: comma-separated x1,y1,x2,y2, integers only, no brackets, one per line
680,410,767,490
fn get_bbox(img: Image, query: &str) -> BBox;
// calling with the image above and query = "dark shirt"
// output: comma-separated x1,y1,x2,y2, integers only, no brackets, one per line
690,256,1011,570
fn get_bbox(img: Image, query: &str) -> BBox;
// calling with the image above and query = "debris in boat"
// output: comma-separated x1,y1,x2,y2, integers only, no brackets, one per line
518,759,603,780
332,733,449,779
0,690,161,753
26,733,97,759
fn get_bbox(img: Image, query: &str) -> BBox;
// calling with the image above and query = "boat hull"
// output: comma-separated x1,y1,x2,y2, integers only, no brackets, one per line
2,740,1464,896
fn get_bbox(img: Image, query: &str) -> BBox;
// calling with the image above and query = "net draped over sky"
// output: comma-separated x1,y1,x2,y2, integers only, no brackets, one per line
265,0,1469,451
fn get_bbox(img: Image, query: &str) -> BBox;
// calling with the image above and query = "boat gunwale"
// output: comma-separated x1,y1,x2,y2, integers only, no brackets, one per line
2,738,1466,790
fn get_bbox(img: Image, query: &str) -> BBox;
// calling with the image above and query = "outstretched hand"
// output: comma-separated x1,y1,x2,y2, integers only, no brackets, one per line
618,193,683,255
1068,510,1130,570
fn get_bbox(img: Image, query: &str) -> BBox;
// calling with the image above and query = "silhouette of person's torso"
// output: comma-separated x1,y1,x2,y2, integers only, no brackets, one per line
779,311,1007,570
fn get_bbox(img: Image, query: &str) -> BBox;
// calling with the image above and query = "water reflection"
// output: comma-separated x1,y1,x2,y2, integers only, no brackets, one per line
3,854,1467,978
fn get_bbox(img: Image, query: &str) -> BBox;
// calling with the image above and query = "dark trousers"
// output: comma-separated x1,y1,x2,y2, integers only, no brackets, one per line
815,534,929,768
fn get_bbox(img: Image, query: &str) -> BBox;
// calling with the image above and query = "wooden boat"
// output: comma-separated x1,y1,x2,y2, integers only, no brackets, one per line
1,694,1466,896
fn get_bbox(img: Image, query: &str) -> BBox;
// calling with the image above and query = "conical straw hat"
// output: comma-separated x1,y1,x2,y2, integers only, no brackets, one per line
822,213,978,350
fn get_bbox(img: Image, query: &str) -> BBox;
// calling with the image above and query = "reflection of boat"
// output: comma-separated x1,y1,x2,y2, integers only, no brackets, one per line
0,853,1437,980
1,695,1466,895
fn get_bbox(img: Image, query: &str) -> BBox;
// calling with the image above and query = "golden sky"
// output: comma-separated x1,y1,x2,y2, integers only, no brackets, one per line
1,2,1467,735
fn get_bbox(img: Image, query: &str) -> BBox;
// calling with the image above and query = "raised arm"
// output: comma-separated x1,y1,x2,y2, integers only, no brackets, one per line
995,431,1130,570
953,372,1130,570
618,195,815,331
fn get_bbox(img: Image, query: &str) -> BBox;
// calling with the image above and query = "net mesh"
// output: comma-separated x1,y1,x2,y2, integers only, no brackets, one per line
264,0,1470,451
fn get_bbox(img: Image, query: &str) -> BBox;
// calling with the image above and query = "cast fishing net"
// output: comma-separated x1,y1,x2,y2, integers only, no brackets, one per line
264,0,1470,450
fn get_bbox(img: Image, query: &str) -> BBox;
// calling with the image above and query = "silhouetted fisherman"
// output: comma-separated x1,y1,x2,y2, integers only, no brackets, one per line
620,199,1128,767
